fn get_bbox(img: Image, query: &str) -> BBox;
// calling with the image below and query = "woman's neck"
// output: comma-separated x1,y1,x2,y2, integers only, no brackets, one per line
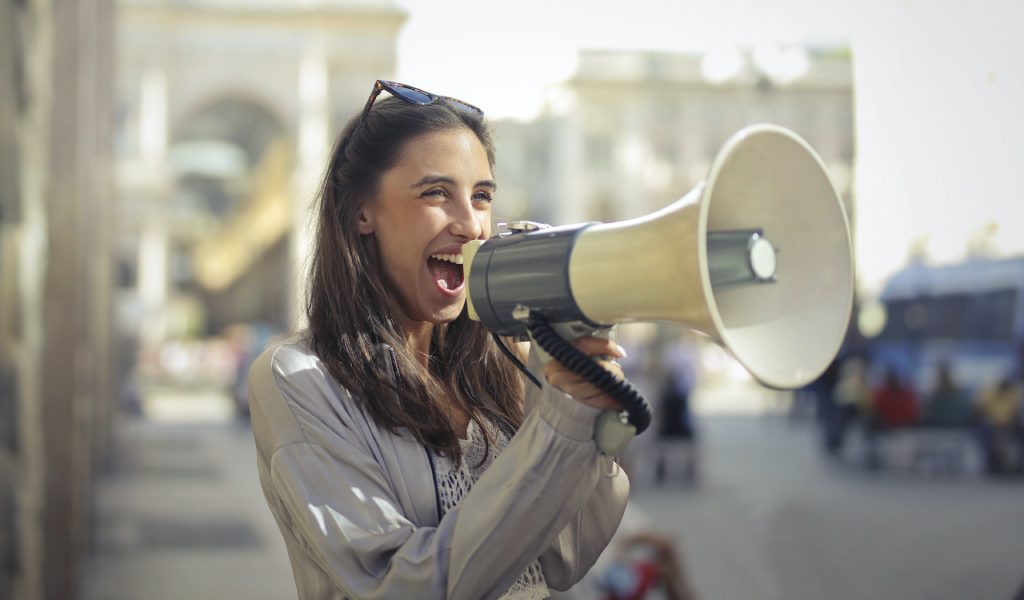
401,321,434,369
398,319,470,437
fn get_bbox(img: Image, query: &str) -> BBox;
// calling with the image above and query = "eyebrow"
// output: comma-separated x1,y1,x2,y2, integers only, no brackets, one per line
410,175,497,190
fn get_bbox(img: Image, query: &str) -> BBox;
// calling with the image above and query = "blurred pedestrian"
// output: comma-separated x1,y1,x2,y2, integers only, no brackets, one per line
975,375,1022,475
864,367,920,468
653,368,698,483
799,354,841,423
872,367,920,428
826,357,872,455
922,361,972,427
247,80,630,599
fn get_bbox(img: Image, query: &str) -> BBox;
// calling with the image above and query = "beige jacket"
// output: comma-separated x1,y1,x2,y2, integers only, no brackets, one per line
249,336,629,600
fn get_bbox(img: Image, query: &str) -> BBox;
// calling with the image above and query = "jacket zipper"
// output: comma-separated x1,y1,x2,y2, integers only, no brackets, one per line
387,346,401,389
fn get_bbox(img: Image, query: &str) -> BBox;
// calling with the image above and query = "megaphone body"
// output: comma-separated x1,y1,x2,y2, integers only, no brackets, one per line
464,124,854,391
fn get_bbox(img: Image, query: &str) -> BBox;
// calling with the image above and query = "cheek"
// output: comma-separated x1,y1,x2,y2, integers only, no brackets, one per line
480,213,492,238
383,241,420,277
371,233,409,280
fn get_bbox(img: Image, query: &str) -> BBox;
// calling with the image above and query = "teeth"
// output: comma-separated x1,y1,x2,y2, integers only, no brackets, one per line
431,253,464,265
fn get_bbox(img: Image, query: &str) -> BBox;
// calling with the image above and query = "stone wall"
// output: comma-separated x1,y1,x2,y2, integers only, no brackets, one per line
0,0,115,598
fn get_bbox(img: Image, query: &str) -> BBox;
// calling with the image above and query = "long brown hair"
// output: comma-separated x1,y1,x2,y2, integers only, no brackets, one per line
306,96,524,460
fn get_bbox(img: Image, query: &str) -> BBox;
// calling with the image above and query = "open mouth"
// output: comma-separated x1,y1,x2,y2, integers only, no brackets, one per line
427,252,464,292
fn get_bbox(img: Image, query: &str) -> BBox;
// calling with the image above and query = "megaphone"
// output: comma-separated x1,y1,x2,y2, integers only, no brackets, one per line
464,124,853,433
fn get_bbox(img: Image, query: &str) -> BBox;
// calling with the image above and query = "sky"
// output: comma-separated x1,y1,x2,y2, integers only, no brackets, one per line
394,0,855,121
393,0,1024,293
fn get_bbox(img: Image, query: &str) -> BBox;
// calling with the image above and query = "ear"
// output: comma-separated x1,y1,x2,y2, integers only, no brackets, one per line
356,206,375,235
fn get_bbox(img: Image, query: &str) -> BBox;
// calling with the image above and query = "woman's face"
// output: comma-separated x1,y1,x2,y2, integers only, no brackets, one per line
358,127,493,329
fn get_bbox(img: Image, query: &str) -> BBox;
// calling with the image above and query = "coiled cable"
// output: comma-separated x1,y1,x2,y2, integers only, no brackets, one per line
526,313,652,434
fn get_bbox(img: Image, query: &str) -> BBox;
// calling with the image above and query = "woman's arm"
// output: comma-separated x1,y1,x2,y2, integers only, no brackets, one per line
522,344,631,590
251,341,623,600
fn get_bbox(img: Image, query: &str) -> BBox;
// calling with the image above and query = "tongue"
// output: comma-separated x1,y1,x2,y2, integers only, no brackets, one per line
428,258,463,290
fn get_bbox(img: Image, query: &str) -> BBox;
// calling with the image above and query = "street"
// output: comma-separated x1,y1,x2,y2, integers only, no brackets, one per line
631,414,1024,599
81,386,1024,599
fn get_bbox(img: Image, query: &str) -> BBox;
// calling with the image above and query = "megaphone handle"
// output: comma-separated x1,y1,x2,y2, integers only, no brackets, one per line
526,314,653,436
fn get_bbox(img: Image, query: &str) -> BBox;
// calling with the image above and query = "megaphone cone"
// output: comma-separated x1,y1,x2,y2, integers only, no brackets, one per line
466,124,854,390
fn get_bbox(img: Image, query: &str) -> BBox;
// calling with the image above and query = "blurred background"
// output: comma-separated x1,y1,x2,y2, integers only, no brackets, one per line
2,0,1023,599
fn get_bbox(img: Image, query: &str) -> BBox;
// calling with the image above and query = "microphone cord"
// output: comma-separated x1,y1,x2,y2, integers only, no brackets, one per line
525,314,652,434
491,332,544,390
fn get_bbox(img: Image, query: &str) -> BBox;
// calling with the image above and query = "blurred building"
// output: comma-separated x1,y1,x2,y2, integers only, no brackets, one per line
114,0,406,353
2,1,117,598
495,47,854,227
3,1,406,598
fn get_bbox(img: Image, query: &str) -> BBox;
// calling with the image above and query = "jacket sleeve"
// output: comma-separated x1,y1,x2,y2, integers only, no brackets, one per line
523,347,631,591
252,343,627,600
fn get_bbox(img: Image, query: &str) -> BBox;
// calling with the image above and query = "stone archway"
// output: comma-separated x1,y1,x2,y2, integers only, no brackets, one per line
168,97,294,334
170,97,286,216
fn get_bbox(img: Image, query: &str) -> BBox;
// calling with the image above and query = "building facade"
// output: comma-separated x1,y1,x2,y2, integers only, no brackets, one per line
115,0,406,347
1,1,406,598
495,48,855,229
1,1,117,598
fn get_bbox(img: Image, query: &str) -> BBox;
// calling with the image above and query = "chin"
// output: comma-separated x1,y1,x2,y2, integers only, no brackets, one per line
430,300,466,325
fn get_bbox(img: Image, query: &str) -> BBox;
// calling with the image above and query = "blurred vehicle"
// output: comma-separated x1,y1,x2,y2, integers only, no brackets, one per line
837,256,1024,473
864,255,1024,398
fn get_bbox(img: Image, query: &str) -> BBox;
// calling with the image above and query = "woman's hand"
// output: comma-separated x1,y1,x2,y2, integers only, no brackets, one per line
543,336,627,411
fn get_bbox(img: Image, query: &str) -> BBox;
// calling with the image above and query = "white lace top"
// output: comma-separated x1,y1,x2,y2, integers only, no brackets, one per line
432,419,550,600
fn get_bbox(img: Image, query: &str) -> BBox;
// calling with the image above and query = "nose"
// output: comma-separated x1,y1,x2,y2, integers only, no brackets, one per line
448,196,485,240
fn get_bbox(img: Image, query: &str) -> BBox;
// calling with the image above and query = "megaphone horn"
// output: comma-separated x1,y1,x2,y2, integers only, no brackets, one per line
465,123,854,394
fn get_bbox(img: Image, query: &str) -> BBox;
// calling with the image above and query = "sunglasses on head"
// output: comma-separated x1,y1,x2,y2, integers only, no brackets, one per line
360,80,484,123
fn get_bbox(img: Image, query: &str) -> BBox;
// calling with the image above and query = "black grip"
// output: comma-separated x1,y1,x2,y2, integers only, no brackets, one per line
526,314,652,434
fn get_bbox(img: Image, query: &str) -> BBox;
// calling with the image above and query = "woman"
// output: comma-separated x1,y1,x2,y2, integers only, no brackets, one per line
248,81,630,600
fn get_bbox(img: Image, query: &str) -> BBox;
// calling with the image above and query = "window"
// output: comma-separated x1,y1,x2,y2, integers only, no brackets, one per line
879,289,1016,342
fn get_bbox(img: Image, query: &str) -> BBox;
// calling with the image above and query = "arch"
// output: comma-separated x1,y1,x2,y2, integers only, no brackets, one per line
169,96,291,218
172,95,287,167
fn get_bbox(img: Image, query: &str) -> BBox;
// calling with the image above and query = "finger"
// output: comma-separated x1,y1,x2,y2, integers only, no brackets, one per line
544,369,599,397
571,336,627,359
580,394,622,411
553,380,621,409
598,358,624,380
545,365,625,411
544,368,590,394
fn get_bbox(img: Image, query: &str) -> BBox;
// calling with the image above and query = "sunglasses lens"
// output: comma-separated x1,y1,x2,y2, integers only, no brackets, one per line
368,82,483,119
442,98,484,116
452,101,482,115
393,87,433,105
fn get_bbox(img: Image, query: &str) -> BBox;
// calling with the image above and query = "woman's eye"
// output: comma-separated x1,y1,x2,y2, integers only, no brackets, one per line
473,191,494,203
422,188,447,199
